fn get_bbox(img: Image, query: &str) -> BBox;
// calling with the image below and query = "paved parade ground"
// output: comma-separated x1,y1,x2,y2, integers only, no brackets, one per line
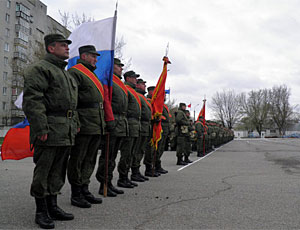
1,138,300,229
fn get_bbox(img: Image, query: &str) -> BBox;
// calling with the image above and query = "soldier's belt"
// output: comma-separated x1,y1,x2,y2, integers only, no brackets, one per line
77,102,103,109
47,109,75,119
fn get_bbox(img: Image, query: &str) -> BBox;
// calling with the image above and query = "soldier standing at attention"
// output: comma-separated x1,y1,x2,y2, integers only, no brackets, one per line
67,45,104,208
23,34,77,229
195,116,205,157
184,110,193,163
96,58,127,197
131,78,152,182
175,103,191,165
155,97,171,174
143,86,161,177
117,71,141,188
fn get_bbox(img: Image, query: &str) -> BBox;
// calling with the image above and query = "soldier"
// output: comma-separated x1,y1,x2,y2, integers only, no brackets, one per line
96,58,127,197
67,45,103,208
175,103,192,165
131,78,152,182
155,97,171,174
143,86,160,177
117,70,141,188
195,116,205,157
23,34,77,229
184,110,194,161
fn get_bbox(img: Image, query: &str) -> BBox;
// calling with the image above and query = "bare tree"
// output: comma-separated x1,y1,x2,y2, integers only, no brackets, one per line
211,90,241,129
269,85,294,136
239,89,270,135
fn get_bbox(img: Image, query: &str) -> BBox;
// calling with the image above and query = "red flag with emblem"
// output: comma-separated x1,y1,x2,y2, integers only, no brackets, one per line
151,56,171,149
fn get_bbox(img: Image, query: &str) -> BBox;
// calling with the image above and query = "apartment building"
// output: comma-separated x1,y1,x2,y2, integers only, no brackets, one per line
0,0,69,126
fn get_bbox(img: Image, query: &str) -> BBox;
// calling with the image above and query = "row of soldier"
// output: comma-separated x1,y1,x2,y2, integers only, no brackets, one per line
174,103,234,166
22,34,175,229
22,33,233,229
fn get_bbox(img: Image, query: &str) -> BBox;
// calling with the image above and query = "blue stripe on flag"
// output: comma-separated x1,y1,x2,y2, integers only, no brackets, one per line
13,118,29,128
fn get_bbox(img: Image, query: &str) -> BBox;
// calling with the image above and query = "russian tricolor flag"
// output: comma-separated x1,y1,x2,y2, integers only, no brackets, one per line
1,118,33,160
67,12,117,121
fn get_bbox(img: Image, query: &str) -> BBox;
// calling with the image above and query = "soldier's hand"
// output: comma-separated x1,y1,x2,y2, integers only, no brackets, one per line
77,128,80,133
38,134,48,142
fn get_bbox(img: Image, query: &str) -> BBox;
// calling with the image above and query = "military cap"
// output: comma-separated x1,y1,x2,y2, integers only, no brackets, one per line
137,78,146,84
185,110,190,113
147,86,155,92
114,58,124,67
79,45,100,56
179,103,186,107
124,70,140,78
44,33,71,48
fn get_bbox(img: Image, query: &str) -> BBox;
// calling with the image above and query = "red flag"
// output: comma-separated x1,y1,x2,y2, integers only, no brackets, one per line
197,99,206,126
187,103,191,108
1,119,33,160
151,56,171,149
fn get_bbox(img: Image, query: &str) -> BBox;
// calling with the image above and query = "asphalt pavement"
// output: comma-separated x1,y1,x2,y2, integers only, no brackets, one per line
1,138,300,229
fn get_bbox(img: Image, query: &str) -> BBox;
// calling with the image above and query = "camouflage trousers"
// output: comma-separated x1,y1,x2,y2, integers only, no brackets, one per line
96,135,123,183
67,134,101,186
176,136,190,158
131,135,148,170
118,136,138,179
31,145,71,198
143,137,154,167
197,137,204,154
156,134,168,168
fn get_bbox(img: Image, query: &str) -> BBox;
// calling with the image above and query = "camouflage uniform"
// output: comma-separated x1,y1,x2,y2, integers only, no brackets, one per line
117,81,141,185
156,104,171,172
175,107,190,164
96,73,128,193
23,53,78,199
67,58,104,206
131,87,152,181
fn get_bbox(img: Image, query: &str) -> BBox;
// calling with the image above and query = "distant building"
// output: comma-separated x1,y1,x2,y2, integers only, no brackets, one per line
0,0,69,126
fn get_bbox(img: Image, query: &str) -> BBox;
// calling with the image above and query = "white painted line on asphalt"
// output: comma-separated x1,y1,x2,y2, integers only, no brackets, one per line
177,148,217,172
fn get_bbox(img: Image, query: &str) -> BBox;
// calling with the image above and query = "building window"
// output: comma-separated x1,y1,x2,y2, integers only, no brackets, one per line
5,28,10,37
5,13,10,23
7,0,11,8
3,87,7,96
12,88,18,96
3,102,7,111
4,43,9,52
3,72,8,81
4,57,8,65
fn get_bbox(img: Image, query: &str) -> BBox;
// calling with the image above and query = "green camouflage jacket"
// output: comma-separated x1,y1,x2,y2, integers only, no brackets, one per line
125,82,141,137
175,108,190,136
136,88,151,137
68,59,105,135
23,53,78,146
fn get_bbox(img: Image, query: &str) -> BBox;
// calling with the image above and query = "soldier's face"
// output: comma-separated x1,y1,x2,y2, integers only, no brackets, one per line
114,64,123,76
127,76,137,85
137,82,146,91
48,42,69,60
83,53,98,67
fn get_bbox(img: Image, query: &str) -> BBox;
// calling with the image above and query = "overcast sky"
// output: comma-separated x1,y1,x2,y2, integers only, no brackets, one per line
42,0,300,119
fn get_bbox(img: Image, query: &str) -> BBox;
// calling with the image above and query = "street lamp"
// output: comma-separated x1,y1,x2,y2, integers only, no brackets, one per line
193,104,200,122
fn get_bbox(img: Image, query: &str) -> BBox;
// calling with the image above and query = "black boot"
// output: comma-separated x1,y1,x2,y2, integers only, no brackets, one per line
46,195,74,221
184,156,193,164
71,184,91,208
156,166,168,174
108,181,124,194
35,197,55,229
117,175,134,188
197,152,203,157
177,157,188,165
131,168,145,182
99,183,117,197
82,184,102,204
145,164,160,177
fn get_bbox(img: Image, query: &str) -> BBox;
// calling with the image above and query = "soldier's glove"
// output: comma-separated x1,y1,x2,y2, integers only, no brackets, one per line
106,120,116,132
